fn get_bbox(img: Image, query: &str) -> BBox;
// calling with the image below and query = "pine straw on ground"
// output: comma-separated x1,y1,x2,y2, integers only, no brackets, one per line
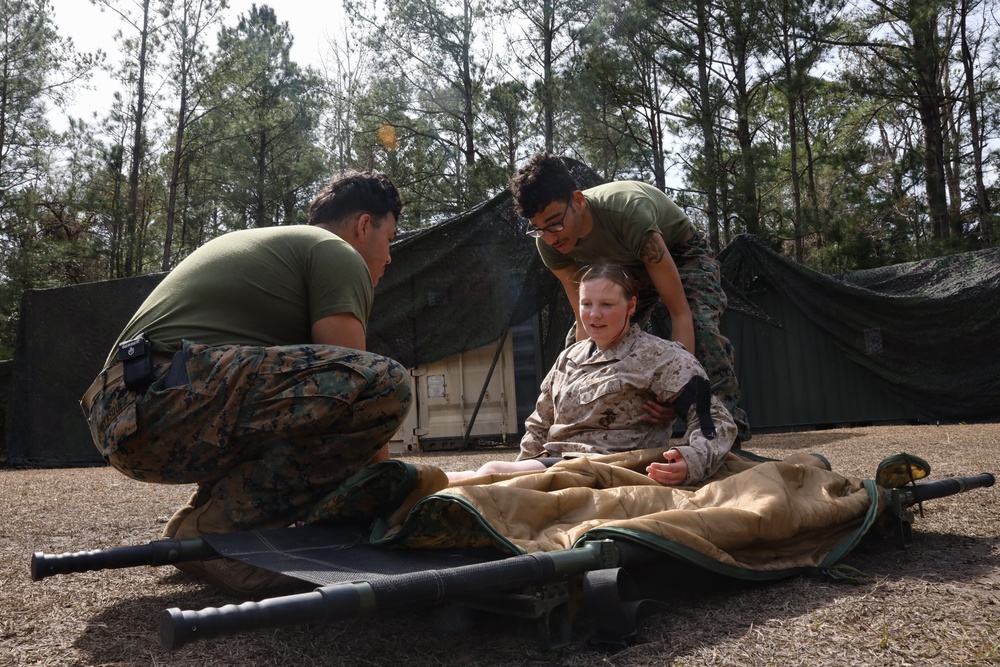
2,423,999,667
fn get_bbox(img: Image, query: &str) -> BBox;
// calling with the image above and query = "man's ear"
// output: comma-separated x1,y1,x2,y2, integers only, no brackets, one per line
356,213,371,237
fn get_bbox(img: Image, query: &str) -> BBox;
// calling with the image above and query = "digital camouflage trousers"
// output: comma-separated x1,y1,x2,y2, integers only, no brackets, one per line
82,340,413,530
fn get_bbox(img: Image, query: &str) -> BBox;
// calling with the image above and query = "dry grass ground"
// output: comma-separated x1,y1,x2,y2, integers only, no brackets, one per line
2,423,999,667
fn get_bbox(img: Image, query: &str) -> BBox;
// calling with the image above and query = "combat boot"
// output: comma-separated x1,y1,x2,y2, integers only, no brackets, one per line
171,500,309,599
161,483,212,539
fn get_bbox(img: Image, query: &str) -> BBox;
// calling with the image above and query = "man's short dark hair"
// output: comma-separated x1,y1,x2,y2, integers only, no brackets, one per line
510,153,578,218
309,171,403,228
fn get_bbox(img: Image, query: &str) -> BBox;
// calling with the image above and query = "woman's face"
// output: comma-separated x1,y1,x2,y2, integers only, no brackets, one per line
579,277,636,350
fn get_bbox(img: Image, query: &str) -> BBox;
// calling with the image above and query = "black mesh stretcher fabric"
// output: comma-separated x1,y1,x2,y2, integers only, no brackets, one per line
202,526,508,588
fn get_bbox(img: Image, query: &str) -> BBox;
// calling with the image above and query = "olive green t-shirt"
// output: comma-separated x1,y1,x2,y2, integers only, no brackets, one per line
537,181,694,272
106,225,373,366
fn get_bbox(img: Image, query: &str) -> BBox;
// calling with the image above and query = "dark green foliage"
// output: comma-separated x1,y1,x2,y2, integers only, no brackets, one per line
1,0,999,365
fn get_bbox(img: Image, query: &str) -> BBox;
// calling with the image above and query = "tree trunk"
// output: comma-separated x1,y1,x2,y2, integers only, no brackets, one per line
798,97,818,210
164,59,188,270
782,0,803,262
695,1,720,251
959,0,992,243
733,45,760,236
462,0,475,169
788,95,803,262
124,0,151,276
941,59,963,225
542,0,555,152
908,0,950,239
645,64,666,190
456,0,477,207
255,127,267,227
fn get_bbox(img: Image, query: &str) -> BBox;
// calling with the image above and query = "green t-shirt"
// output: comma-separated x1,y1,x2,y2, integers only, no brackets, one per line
537,181,694,272
106,225,373,366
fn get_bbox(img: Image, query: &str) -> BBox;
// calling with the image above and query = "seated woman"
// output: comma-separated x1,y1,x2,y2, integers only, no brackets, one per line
449,262,737,485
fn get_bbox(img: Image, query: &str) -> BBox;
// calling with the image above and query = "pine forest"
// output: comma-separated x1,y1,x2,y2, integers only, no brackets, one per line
1,0,998,357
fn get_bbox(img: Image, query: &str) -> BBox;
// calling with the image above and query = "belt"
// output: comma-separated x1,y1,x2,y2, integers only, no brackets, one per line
80,353,175,412
104,361,126,385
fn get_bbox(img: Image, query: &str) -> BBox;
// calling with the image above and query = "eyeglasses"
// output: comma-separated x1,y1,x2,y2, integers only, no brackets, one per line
525,201,571,238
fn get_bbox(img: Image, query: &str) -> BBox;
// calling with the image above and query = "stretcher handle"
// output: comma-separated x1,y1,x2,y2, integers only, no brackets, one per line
31,538,217,582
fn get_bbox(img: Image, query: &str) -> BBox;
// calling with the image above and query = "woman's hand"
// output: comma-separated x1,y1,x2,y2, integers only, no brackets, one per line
646,448,688,486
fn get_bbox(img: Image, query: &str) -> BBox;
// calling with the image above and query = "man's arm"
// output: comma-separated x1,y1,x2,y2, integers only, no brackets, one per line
311,312,367,350
552,263,585,341
310,312,381,461
640,231,695,354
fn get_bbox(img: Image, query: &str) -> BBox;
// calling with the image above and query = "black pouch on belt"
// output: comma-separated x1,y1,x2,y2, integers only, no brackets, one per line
118,333,154,392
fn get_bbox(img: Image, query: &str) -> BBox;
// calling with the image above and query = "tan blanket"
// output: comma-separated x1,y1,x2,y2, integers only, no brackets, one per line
310,448,878,579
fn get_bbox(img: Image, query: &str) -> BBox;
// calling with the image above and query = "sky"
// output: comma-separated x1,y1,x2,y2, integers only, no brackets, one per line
46,0,347,128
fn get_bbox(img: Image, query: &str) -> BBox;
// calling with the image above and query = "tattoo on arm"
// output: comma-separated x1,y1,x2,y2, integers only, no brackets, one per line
640,232,667,264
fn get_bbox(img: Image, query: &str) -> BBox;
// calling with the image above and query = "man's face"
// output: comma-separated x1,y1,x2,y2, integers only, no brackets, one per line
527,197,580,254
360,213,397,286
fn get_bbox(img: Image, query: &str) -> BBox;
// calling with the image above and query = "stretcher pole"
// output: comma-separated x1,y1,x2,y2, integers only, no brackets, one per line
161,539,632,650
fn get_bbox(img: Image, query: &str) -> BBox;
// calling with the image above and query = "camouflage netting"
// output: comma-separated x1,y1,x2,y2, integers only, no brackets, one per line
718,234,1000,423
367,159,605,371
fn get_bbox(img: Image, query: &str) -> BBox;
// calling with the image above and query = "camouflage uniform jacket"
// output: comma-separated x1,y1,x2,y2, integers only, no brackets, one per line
517,324,737,484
